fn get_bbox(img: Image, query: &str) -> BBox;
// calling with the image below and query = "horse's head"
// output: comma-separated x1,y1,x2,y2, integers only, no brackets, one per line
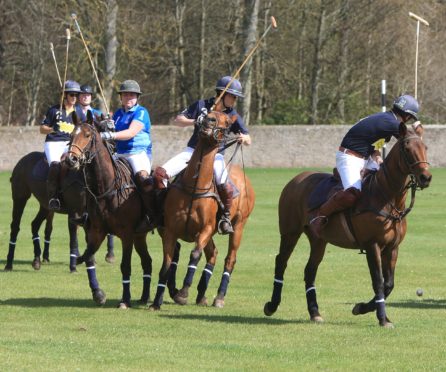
398,122,432,189
198,111,235,145
65,110,98,170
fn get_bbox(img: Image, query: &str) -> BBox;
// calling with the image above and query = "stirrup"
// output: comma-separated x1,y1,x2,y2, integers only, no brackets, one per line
309,215,327,225
218,216,234,235
48,198,61,211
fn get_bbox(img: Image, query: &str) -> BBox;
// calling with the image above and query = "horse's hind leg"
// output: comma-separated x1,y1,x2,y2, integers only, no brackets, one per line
31,206,49,270
105,234,115,263
264,231,301,316
196,239,218,306
167,241,181,299
133,234,152,305
118,237,135,309
42,212,55,263
303,235,327,323
5,197,28,271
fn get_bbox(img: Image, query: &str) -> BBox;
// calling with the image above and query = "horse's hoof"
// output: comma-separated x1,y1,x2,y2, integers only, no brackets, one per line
42,258,50,264
4,264,13,272
352,303,364,316
212,298,225,308
32,257,41,270
168,288,179,300
105,253,115,264
196,296,208,306
173,289,188,305
148,304,160,311
311,315,324,323
263,302,277,316
379,320,394,329
117,302,130,309
92,288,106,306
70,268,78,274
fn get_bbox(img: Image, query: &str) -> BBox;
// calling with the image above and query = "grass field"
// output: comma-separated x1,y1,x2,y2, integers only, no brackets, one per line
0,168,445,371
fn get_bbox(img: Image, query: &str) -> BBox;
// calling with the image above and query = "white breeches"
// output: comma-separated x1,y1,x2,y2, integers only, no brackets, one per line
44,141,69,164
336,151,379,191
162,147,228,187
117,151,152,174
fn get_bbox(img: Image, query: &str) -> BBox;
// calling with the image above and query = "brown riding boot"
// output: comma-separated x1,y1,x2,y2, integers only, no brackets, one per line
135,171,157,233
309,187,361,238
217,183,234,235
154,166,168,189
47,161,61,211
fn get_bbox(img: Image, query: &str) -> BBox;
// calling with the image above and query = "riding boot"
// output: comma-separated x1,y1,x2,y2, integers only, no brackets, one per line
154,166,168,189
135,171,157,233
47,161,61,211
309,187,361,238
217,183,234,235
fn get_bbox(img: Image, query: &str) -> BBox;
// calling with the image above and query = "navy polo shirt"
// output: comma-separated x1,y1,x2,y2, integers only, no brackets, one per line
41,104,86,142
340,111,401,158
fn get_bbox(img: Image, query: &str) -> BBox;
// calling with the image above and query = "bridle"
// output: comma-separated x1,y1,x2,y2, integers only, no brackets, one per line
198,113,230,144
67,124,97,168
399,134,430,176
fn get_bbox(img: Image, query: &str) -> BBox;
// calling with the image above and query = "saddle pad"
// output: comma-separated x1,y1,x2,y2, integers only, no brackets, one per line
32,158,49,182
308,176,342,211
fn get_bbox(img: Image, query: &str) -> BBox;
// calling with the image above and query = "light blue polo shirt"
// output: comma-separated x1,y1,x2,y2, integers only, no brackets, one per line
113,104,152,155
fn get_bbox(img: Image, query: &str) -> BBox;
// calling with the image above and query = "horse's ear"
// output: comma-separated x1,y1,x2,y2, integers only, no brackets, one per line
399,122,407,137
71,111,80,126
412,121,424,138
86,110,93,124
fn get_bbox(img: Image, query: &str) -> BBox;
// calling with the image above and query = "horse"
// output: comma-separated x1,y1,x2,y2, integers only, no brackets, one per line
65,111,154,308
150,110,255,310
5,151,115,273
263,122,431,327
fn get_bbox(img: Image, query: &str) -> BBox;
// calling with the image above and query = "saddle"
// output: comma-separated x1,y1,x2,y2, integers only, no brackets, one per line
31,154,50,182
307,168,343,211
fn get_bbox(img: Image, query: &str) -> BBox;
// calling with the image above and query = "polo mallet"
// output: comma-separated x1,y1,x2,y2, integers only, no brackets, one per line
50,42,63,88
59,28,71,112
409,12,429,99
71,13,110,116
212,16,277,110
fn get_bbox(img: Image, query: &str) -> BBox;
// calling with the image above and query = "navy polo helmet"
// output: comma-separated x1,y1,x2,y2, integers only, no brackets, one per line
393,94,419,120
64,80,81,93
80,84,94,94
215,76,244,98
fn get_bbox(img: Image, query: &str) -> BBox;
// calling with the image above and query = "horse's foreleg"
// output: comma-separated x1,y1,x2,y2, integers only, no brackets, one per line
167,241,181,299
81,229,107,305
264,231,301,317
196,239,218,306
5,197,29,271
382,246,399,299
303,235,327,323
68,219,79,273
359,243,393,328
134,234,152,305
119,237,134,308
150,235,176,310
31,207,49,270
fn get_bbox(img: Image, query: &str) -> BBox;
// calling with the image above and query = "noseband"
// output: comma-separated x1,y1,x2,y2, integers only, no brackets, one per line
67,125,97,167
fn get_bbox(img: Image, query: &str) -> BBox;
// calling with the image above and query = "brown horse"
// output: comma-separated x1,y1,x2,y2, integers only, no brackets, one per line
264,122,431,327
65,112,153,308
5,150,115,272
150,111,255,310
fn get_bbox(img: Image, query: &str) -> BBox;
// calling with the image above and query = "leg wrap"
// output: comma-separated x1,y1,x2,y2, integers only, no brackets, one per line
122,276,131,304
375,296,386,321
197,263,214,294
305,285,318,315
87,265,99,290
217,270,232,296
32,235,41,258
271,276,284,305
141,274,151,302
183,250,202,287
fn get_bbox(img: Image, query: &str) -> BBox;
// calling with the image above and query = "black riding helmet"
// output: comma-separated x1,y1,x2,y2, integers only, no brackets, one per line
80,84,94,94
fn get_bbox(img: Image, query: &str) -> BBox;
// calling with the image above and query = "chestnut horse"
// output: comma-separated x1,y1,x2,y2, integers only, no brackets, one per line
150,111,255,310
66,112,153,308
5,151,115,272
264,122,431,327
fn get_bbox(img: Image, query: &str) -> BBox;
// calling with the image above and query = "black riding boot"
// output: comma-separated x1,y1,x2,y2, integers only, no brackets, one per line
135,171,157,233
217,183,234,235
47,161,61,211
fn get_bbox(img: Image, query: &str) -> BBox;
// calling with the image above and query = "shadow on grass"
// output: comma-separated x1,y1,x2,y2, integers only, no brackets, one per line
0,297,122,309
387,299,446,309
160,313,306,325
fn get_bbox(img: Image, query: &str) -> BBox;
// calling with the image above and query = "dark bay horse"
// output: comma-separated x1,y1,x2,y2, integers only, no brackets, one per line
66,112,153,308
150,111,255,310
264,122,431,327
5,151,115,272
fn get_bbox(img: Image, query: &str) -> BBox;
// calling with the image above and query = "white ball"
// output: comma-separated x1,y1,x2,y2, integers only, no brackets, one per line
416,288,423,297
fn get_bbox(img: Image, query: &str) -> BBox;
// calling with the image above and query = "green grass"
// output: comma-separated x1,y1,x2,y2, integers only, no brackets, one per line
1,168,445,371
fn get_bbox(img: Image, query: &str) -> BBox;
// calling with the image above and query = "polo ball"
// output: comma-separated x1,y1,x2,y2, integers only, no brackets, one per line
416,288,423,297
